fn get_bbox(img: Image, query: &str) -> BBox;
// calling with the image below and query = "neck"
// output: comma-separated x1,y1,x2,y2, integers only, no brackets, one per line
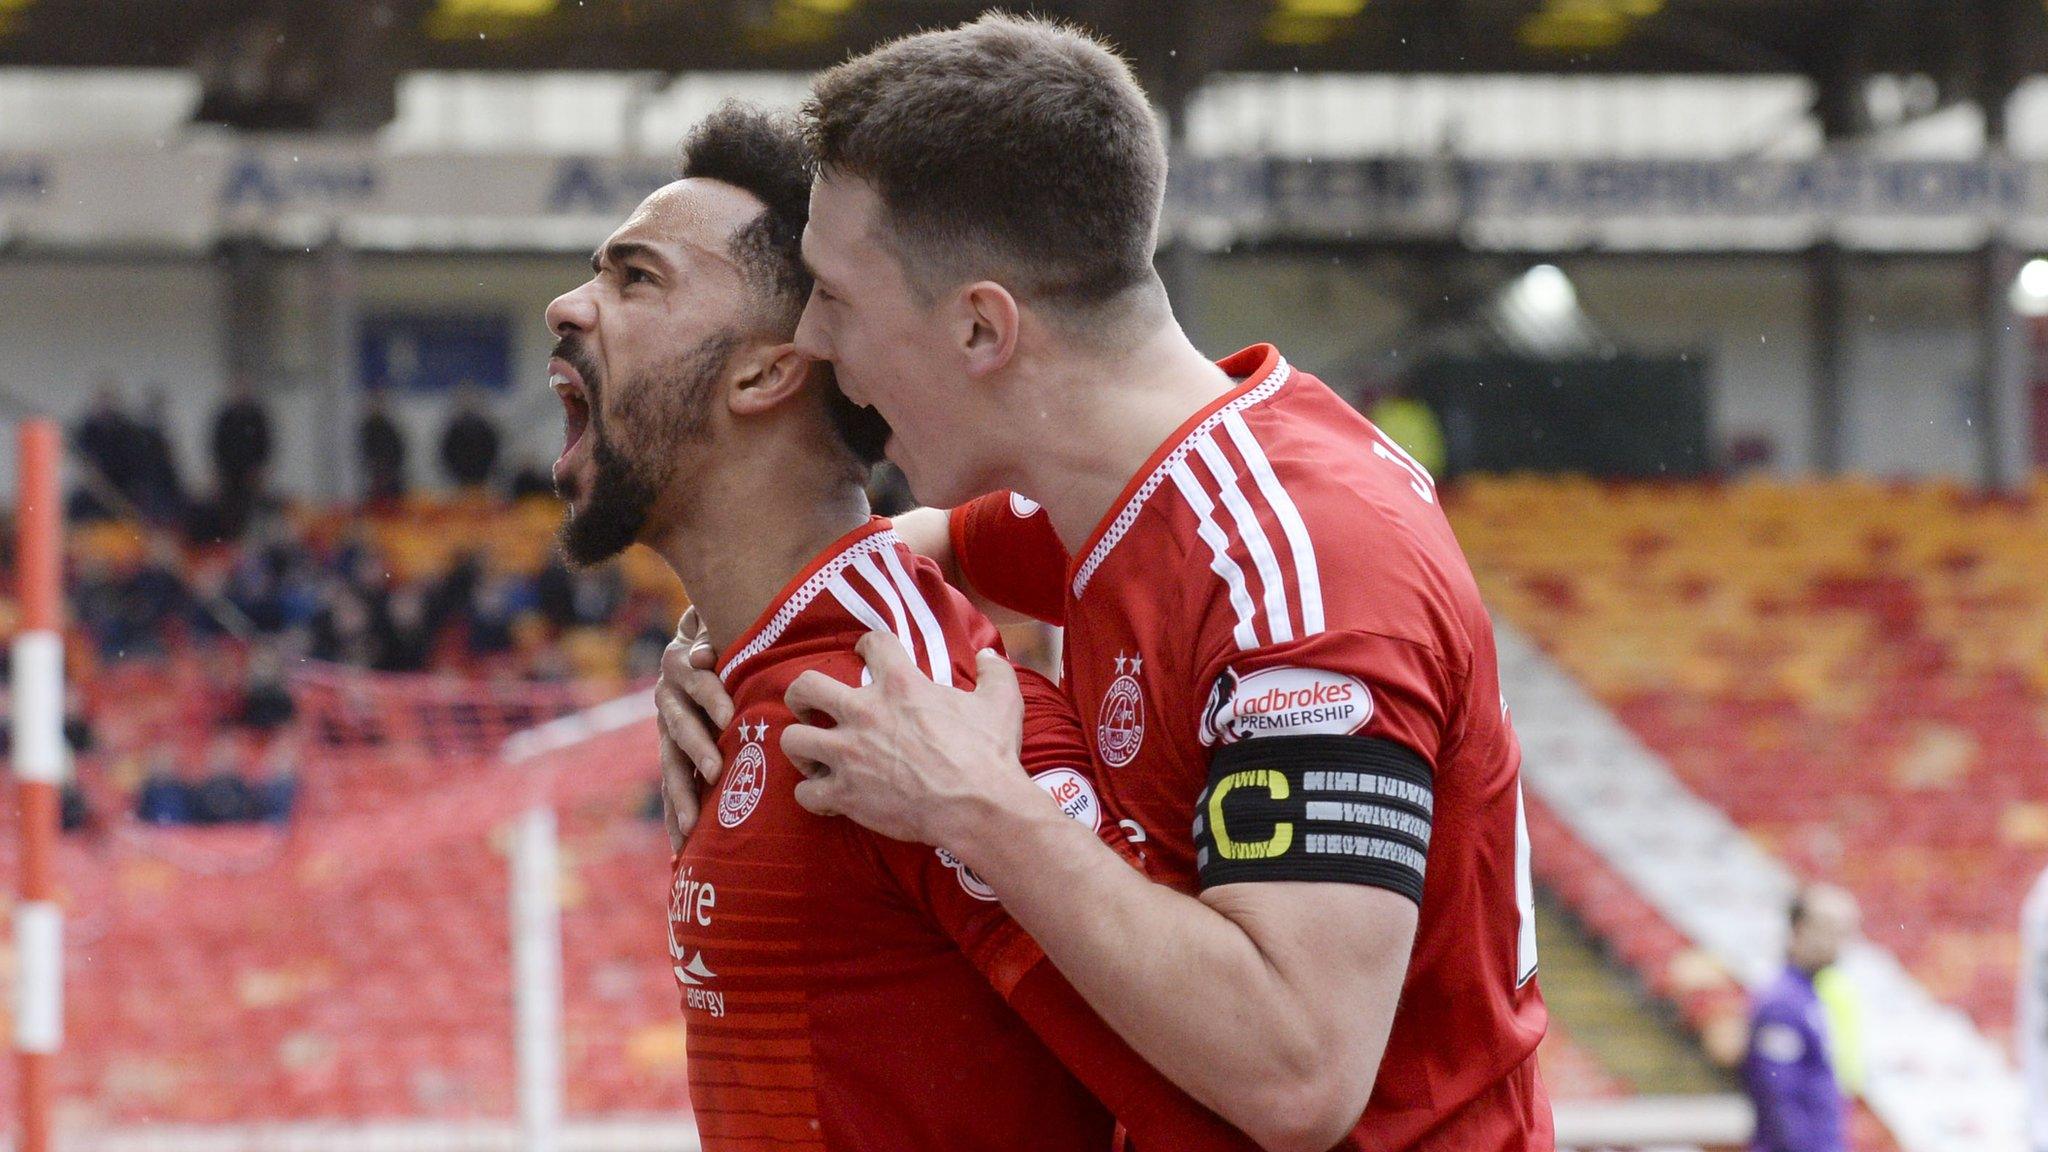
1002,315,1232,551
644,435,871,657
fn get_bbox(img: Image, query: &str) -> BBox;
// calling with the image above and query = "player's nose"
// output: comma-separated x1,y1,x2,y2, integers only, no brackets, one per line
792,294,829,361
546,280,597,337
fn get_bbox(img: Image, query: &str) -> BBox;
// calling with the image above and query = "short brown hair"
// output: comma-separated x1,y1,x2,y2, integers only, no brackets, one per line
803,13,1166,309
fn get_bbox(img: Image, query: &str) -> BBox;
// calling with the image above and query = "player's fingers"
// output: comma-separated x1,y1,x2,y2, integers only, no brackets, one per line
855,630,921,688
681,665,735,733
656,676,724,783
972,648,1020,702
778,722,845,780
785,669,860,725
659,733,699,849
680,605,716,670
792,775,841,818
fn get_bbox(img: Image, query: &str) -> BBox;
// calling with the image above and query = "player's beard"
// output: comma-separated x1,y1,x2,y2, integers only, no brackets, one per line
557,330,739,568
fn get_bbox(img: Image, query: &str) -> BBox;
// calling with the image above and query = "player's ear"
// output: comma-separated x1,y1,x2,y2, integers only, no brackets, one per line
958,281,1019,380
727,341,813,417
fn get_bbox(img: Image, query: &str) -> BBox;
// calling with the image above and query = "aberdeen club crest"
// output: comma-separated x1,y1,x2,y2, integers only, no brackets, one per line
1096,652,1146,768
717,721,769,828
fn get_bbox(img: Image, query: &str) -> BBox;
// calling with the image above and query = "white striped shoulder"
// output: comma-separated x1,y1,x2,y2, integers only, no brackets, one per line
825,547,955,687
1171,413,1326,653
718,528,901,681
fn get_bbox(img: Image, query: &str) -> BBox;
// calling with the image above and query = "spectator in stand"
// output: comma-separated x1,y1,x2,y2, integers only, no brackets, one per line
211,374,274,498
438,383,501,490
73,551,130,659
1743,883,1860,1152
224,515,300,634
359,387,409,505
136,752,192,826
121,532,193,657
525,638,574,684
309,581,378,666
132,385,189,526
454,555,532,662
199,374,276,542
250,743,298,824
372,584,435,673
506,455,557,501
622,598,677,681
72,379,140,521
236,645,297,732
535,558,622,630
190,737,261,826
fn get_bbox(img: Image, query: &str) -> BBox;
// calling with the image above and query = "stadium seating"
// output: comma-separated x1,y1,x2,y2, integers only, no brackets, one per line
1450,474,2048,1055
11,477,2032,1139
0,764,685,1127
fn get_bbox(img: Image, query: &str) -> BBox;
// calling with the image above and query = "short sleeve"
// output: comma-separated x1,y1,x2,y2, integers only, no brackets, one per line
948,491,1069,625
1188,629,1452,903
1198,629,1452,768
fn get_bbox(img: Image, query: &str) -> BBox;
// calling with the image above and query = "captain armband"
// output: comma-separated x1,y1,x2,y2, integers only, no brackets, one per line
1192,735,1433,905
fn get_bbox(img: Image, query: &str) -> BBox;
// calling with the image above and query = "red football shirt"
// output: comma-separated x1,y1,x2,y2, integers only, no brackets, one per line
950,345,1554,1151
670,518,1250,1152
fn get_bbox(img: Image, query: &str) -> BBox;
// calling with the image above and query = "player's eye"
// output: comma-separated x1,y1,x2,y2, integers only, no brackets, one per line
622,266,654,286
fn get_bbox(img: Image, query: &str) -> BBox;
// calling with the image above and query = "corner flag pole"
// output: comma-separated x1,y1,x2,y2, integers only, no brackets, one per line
14,421,64,1152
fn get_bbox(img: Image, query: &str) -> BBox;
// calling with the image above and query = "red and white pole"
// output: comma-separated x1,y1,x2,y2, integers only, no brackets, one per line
13,421,63,1152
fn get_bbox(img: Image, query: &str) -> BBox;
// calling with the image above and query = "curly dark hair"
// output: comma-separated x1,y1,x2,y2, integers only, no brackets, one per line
674,101,888,467
677,100,815,331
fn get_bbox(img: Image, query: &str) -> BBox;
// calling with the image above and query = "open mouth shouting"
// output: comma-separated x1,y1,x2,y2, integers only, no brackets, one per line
550,357,594,498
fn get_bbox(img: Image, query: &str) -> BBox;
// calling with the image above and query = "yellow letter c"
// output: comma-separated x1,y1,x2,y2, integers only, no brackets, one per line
1209,769,1294,861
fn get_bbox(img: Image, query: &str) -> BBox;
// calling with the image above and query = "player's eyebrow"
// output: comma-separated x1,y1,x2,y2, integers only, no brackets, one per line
591,239,671,276
802,252,837,294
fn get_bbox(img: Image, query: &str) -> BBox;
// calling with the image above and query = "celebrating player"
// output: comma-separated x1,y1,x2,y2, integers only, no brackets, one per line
658,18,1552,1152
545,102,1248,1150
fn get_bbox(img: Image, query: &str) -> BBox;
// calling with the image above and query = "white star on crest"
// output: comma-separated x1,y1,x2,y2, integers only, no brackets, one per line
1113,652,1127,675
1129,655,1142,677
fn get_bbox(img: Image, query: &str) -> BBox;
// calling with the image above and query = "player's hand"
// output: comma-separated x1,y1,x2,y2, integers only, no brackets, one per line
656,606,734,846
781,634,1042,851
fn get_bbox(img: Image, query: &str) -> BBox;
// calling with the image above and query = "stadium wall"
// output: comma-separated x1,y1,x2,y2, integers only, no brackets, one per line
3,250,2028,498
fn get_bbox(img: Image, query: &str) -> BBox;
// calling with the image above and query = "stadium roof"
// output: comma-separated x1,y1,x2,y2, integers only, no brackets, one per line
2,1,2042,89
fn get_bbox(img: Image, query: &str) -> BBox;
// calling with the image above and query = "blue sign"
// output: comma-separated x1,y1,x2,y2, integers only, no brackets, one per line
0,157,49,202
359,314,512,394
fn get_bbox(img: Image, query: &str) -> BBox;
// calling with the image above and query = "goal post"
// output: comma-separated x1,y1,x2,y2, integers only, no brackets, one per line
13,420,65,1152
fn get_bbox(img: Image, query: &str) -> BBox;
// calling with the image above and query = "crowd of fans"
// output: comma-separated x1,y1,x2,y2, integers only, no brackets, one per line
71,376,554,536
57,378,681,831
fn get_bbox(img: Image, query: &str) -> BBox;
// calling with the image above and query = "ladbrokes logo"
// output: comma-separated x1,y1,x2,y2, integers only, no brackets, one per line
1200,665,1373,745
935,767,1102,901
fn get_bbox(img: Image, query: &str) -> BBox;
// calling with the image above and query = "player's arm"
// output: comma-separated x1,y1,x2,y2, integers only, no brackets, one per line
898,494,1068,626
938,749,1411,1152
784,638,1440,1152
868,671,1259,1152
652,493,1062,831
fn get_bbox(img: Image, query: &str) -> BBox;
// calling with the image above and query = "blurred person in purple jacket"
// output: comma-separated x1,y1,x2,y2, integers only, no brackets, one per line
1743,883,1859,1152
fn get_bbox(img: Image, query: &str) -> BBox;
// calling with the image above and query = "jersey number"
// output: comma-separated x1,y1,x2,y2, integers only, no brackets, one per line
1370,431,1438,505
1514,782,1539,987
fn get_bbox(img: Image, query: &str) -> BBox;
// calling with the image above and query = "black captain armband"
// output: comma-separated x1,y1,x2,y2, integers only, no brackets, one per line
1192,735,1433,905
